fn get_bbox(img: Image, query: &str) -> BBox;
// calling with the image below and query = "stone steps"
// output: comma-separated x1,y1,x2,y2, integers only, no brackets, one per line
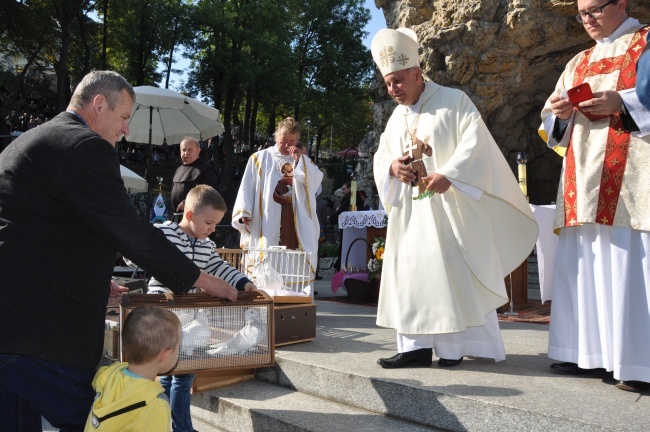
190,379,440,432
188,299,650,431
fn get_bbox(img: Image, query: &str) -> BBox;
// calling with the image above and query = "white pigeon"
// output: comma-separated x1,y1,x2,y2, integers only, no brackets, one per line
179,309,211,357
253,259,284,293
207,308,265,356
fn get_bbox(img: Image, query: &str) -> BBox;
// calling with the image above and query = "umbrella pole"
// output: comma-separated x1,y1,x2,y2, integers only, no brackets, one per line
146,106,153,221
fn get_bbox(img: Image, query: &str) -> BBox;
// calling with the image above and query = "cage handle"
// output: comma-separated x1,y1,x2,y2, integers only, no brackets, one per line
344,237,373,270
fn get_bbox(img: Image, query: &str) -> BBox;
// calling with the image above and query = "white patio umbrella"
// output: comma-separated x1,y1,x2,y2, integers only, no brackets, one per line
120,165,148,193
126,86,224,145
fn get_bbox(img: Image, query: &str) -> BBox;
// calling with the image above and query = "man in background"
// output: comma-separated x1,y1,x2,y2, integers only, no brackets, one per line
171,136,220,223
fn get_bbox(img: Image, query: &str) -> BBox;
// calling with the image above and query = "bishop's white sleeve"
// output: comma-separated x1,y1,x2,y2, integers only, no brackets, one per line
449,179,483,200
374,131,406,212
382,169,404,208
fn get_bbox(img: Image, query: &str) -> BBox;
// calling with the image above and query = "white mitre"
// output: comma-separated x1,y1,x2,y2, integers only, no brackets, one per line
371,28,420,77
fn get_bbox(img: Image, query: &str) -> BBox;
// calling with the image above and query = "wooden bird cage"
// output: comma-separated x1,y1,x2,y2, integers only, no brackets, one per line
120,291,274,375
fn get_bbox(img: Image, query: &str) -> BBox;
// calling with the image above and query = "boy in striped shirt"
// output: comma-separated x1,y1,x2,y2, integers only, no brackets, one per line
150,184,255,431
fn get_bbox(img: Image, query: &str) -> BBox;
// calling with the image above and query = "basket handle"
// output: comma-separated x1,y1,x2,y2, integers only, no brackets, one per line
344,237,372,269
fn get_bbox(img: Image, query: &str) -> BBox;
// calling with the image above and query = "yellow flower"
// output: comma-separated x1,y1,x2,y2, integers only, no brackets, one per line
376,247,384,260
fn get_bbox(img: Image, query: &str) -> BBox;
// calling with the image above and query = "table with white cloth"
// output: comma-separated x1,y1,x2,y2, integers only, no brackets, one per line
530,204,558,304
338,210,387,270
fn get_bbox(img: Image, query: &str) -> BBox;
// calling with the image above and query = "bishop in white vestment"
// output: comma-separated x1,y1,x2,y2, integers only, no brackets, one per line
371,28,537,369
232,118,323,278
538,0,650,391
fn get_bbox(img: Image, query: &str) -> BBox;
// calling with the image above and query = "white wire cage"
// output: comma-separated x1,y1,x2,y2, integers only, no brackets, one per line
120,292,274,374
242,246,314,303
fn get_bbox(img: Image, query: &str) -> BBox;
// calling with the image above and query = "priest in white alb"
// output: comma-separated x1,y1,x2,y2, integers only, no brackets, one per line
371,28,538,369
232,117,323,279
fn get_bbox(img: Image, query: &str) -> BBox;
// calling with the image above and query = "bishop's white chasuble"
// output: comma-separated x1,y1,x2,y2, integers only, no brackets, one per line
374,81,538,336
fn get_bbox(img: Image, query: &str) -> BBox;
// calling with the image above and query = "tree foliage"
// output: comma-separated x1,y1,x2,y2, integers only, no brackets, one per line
2,0,374,179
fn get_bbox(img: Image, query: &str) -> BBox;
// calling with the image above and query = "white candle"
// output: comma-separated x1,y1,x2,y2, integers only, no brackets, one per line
350,180,357,210
518,164,527,197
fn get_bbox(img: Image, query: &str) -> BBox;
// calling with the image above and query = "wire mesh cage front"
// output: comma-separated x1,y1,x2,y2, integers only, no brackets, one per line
120,292,274,374
242,246,314,302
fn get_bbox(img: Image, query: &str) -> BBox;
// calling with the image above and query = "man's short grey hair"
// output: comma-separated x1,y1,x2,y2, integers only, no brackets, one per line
69,71,135,110
181,137,199,147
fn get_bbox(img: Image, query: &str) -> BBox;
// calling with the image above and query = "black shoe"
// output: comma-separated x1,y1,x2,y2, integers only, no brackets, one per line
615,380,650,392
377,348,432,369
549,362,592,375
437,357,463,367
315,276,323,280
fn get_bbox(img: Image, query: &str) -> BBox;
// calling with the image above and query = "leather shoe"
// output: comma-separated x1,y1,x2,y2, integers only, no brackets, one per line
437,357,463,367
615,380,650,392
549,362,592,375
377,348,432,369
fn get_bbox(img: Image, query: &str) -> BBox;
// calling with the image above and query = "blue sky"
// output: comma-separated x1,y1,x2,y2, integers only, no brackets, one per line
363,0,386,49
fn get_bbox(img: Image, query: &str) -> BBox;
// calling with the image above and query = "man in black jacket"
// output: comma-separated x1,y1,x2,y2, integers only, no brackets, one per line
0,71,237,431
171,136,220,223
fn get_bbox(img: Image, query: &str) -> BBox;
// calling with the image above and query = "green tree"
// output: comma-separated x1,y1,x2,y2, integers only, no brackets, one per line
290,0,373,160
98,0,186,85
0,1,56,104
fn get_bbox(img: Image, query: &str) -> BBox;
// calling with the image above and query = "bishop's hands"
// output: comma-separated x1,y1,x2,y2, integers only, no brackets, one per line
422,172,451,194
391,156,451,194
391,156,415,183
195,271,239,301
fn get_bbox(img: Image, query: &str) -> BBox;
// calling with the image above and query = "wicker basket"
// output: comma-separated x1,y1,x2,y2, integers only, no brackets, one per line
342,238,374,303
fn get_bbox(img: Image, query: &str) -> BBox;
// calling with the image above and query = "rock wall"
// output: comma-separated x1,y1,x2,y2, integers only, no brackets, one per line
368,0,650,204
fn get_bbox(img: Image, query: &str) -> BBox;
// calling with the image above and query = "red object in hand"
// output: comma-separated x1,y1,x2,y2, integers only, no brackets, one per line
567,82,609,121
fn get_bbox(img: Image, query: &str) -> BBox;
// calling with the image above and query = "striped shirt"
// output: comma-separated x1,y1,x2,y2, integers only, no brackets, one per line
148,221,250,292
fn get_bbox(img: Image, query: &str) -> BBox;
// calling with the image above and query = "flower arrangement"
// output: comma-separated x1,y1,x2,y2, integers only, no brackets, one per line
367,236,385,281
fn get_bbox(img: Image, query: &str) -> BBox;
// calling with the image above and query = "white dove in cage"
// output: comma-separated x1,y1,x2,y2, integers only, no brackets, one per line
253,259,284,292
207,308,265,356
180,309,211,357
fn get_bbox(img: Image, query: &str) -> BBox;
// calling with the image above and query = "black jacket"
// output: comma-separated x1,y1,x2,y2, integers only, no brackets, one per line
0,113,200,368
171,154,220,211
